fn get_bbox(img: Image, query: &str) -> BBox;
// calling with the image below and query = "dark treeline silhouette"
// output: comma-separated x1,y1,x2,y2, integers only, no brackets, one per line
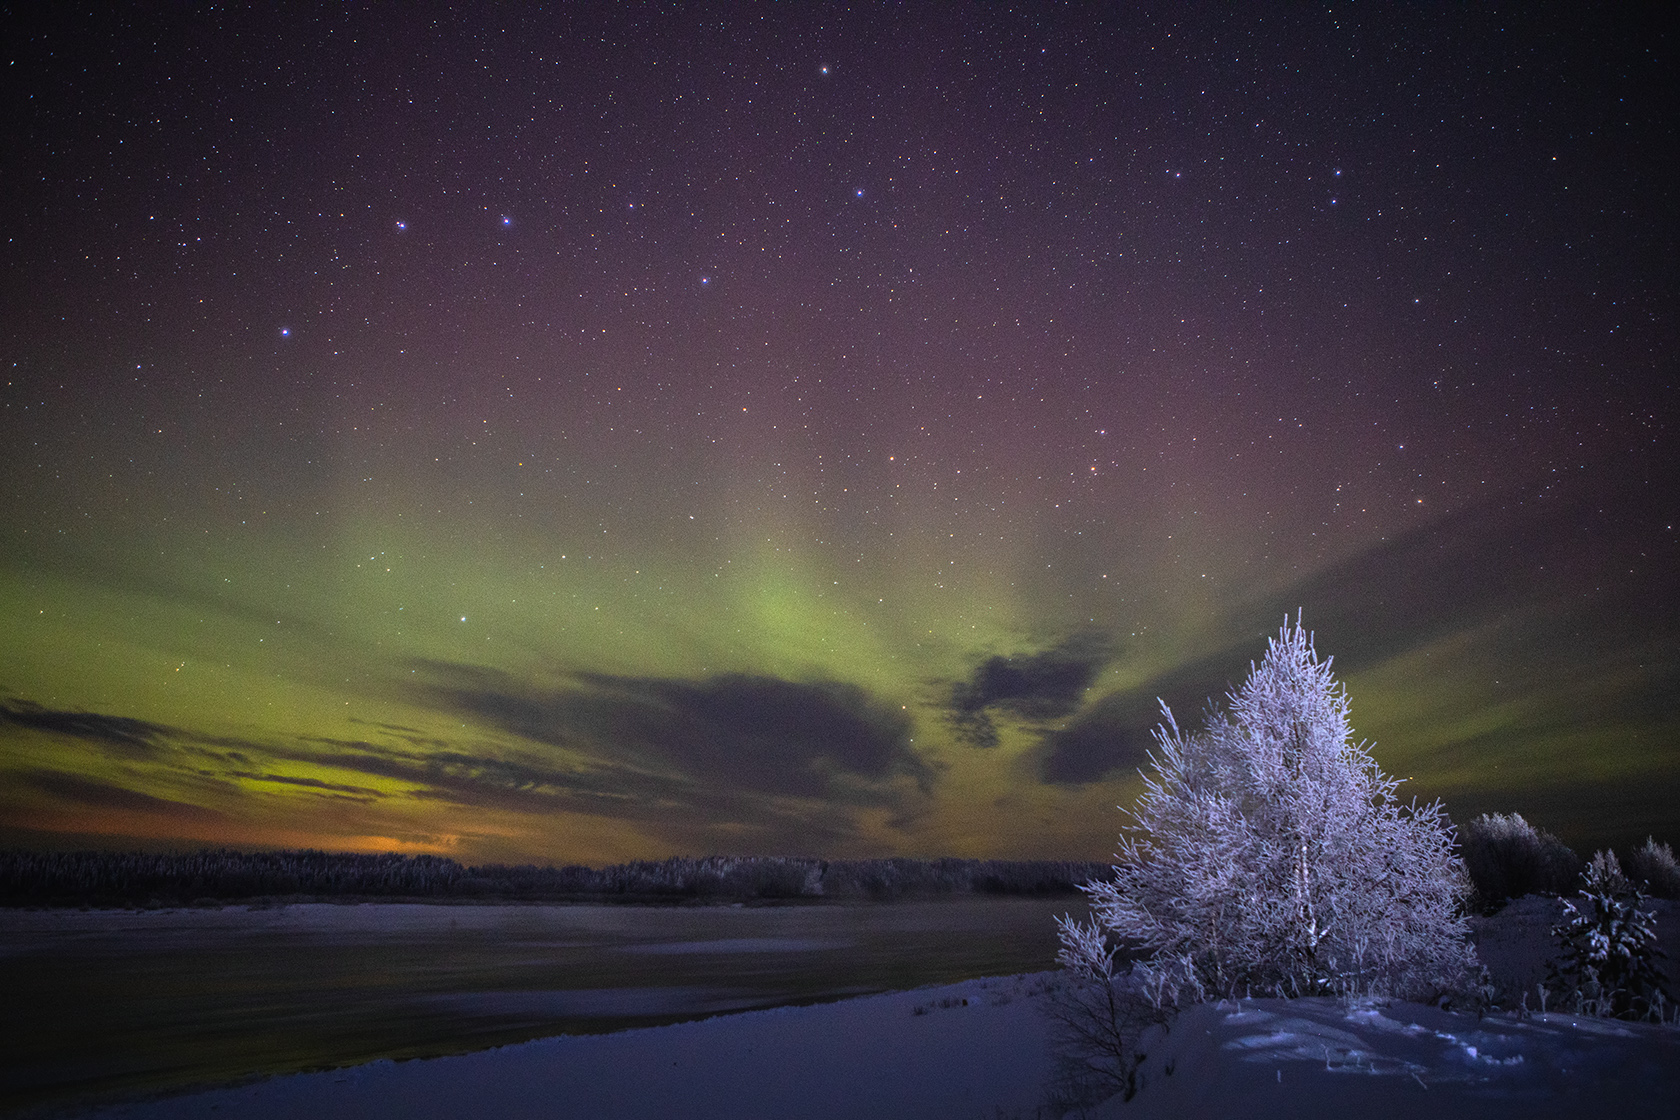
0,848,1111,908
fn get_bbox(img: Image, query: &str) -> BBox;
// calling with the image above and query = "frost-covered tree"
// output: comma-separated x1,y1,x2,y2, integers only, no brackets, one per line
1625,836,1680,900
1060,617,1478,1002
1461,812,1582,904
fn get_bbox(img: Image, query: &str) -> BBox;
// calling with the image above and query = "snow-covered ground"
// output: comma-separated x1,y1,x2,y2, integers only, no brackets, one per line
1101,995,1680,1119
82,973,1066,1120
79,979,1680,1120
70,897,1680,1119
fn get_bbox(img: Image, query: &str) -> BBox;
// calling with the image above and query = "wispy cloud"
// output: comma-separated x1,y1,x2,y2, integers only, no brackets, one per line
0,700,170,760
1038,647,1254,785
14,768,229,822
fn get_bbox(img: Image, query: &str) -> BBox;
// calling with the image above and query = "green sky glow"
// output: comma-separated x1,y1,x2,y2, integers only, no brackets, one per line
2,5,1674,863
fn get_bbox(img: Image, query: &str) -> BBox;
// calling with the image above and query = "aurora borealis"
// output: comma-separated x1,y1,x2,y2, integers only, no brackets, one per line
1,5,1674,865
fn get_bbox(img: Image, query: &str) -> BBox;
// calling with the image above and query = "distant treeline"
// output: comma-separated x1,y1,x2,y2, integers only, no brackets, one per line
1459,814,1680,906
0,848,1113,908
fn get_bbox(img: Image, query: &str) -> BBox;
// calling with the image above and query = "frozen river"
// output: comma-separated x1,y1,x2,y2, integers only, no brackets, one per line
0,895,1086,1114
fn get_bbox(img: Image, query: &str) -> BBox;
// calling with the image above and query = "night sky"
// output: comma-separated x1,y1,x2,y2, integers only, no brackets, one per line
2,4,1674,866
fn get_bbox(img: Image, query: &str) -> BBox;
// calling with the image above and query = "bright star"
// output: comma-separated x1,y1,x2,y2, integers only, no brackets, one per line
279,327,291,338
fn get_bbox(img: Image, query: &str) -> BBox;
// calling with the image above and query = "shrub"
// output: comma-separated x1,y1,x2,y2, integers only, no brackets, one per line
1059,617,1478,1004
1460,812,1582,904
1625,837,1680,900
1047,919,1165,1108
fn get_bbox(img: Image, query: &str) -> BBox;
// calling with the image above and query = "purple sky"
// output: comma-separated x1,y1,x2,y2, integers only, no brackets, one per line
1,4,1674,863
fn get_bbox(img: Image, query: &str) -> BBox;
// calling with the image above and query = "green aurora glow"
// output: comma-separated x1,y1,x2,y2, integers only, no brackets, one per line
2,5,1674,864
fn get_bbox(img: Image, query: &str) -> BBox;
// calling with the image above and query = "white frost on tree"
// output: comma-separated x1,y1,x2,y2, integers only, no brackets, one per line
1060,617,1478,1002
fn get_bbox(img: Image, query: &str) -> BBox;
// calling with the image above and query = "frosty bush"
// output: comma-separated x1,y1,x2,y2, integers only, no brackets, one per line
1060,618,1477,1003
1548,849,1670,1020
1460,812,1583,905
1046,918,1165,1107
1625,836,1680,900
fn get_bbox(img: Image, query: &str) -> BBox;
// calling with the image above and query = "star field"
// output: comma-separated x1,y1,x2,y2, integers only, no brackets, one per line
1,5,1674,863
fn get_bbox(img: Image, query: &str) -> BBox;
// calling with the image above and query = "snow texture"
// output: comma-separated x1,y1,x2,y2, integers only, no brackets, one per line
1095,995,1680,1119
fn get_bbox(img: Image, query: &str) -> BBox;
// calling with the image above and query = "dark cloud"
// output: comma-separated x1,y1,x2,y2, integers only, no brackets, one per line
347,717,435,738
1038,649,1252,785
421,668,926,806
0,699,170,759
620,673,923,796
16,769,227,822
948,632,1113,748
257,666,940,854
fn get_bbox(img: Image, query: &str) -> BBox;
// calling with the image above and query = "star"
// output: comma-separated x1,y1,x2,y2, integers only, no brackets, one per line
1,0,1667,870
